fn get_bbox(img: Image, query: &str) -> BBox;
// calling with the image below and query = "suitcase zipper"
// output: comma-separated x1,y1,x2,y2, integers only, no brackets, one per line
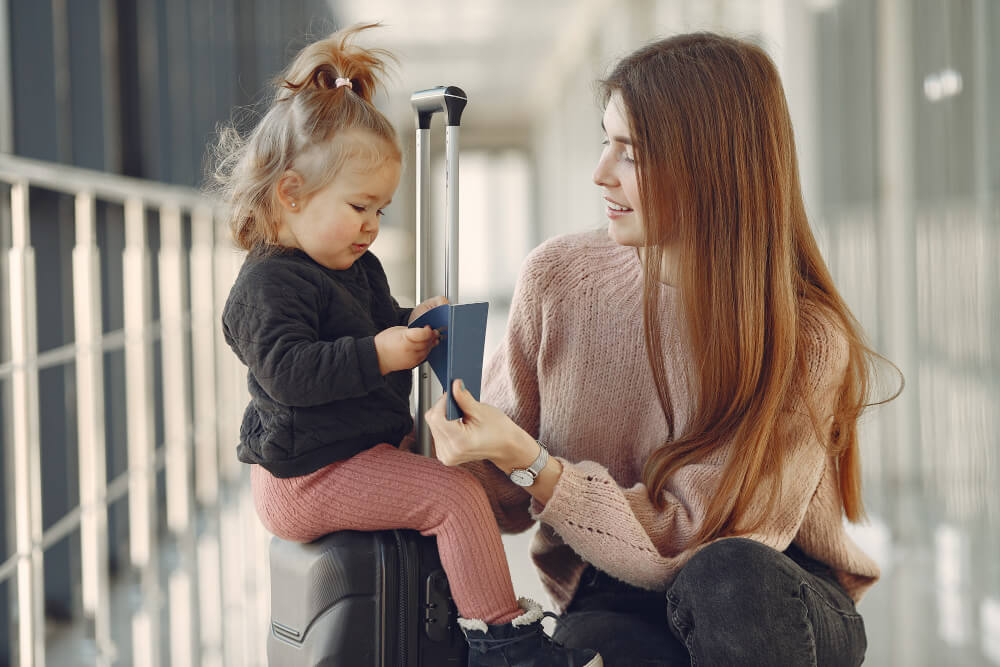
394,531,409,666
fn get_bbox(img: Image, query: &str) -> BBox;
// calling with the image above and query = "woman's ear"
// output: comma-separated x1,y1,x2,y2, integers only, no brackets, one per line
276,170,304,212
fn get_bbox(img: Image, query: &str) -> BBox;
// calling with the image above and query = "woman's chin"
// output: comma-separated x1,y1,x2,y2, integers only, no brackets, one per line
607,221,642,248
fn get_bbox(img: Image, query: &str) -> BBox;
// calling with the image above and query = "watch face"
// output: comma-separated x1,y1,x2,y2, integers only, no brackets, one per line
510,469,535,487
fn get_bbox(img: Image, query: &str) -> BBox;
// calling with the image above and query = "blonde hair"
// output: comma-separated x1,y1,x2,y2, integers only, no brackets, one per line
211,24,401,251
601,33,901,541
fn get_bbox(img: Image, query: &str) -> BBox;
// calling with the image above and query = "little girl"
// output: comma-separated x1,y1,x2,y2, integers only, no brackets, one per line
214,25,600,667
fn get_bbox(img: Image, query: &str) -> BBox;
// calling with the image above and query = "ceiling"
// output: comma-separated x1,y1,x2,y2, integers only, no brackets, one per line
332,0,613,145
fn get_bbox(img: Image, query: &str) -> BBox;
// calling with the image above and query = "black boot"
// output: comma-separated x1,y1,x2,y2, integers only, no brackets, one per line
458,598,602,667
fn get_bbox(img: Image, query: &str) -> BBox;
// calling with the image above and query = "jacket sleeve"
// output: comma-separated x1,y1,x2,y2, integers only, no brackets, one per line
222,266,385,407
531,311,847,590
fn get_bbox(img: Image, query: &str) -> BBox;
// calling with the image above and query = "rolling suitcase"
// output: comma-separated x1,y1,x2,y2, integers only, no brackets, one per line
266,86,471,666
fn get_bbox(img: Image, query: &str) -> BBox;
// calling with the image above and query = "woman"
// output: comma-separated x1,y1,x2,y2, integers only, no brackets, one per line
426,32,897,666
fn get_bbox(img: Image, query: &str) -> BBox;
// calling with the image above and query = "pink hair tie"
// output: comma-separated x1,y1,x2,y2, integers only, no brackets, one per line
335,77,352,90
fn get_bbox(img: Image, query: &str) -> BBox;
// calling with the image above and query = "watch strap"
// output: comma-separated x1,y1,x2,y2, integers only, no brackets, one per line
509,441,548,486
525,441,548,476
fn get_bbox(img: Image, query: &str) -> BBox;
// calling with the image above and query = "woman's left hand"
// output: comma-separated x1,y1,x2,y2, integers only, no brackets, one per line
425,379,538,470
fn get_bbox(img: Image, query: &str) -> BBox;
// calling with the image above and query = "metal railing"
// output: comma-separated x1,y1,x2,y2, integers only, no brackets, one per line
0,153,268,666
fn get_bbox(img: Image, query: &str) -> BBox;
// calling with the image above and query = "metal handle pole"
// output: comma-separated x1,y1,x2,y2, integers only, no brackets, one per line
445,125,460,305
414,124,434,455
410,86,467,456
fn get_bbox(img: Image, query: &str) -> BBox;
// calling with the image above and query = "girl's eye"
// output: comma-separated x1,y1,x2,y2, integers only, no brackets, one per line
376,209,386,217
350,204,365,212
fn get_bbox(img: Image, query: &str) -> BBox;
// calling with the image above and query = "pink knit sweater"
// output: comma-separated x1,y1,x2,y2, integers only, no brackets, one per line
467,230,880,612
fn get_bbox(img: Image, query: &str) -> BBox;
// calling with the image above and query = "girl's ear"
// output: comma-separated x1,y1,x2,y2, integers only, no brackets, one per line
276,170,304,212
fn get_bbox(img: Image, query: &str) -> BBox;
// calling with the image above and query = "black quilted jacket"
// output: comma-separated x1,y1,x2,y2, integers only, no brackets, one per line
221,247,413,478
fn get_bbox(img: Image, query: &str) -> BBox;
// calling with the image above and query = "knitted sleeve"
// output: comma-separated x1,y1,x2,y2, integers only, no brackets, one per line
532,306,849,590
461,245,548,534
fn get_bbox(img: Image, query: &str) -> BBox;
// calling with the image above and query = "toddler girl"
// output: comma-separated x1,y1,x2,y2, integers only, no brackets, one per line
214,24,600,667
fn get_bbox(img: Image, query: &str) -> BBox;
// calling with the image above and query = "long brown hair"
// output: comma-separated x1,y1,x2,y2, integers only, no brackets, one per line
210,23,400,250
601,33,899,543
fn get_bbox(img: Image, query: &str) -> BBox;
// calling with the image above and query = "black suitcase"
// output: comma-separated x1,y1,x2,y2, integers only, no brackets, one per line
266,86,471,666
267,530,467,666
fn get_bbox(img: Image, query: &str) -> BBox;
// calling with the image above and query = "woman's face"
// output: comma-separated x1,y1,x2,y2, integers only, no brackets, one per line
593,92,643,247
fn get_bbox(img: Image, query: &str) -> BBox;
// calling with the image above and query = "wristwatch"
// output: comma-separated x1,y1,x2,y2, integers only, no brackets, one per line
508,441,549,487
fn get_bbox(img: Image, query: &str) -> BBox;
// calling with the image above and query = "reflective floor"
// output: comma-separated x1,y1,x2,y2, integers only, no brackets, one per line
37,353,1000,667
40,307,999,667
42,505,1000,666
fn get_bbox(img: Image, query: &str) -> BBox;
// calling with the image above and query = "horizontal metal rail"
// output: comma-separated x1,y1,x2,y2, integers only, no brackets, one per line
0,322,167,379
0,153,213,209
0,444,168,584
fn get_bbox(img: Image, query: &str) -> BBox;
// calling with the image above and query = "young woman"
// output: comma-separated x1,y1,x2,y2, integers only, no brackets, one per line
426,32,898,666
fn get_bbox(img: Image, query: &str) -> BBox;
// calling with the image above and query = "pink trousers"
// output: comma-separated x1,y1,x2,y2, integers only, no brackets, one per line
250,443,521,624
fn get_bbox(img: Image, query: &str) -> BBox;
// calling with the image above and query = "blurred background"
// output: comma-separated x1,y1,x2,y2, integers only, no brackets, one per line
0,0,997,665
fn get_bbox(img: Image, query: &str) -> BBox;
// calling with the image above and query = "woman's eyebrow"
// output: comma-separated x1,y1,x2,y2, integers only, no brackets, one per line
600,121,632,145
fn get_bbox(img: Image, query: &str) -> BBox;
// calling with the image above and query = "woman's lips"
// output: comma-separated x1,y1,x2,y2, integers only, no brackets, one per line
605,198,632,218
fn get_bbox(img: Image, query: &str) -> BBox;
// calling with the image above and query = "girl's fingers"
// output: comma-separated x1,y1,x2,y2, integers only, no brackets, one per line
404,325,435,342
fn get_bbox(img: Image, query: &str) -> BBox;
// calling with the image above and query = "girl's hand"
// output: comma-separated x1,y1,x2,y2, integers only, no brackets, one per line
425,379,539,470
408,295,448,324
374,325,439,375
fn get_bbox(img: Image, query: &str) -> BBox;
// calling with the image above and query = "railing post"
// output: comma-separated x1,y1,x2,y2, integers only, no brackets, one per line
8,181,44,667
190,205,224,664
212,219,248,664
72,191,113,664
213,220,242,483
158,203,198,667
190,205,218,507
158,204,191,533
123,196,160,667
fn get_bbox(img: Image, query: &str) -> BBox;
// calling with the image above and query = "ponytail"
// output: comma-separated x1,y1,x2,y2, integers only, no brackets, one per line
279,23,395,105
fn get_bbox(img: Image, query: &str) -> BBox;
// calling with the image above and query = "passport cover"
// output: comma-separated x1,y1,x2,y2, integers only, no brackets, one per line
408,302,489,419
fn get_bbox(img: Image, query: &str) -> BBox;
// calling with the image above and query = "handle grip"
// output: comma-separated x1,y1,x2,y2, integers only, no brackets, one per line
410,86,467,129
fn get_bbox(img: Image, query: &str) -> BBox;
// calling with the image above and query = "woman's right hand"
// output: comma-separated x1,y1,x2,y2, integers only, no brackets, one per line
425,380,540,470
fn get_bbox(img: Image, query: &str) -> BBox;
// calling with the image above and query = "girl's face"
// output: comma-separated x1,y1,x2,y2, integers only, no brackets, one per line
280,155,401,270
593,92,643,247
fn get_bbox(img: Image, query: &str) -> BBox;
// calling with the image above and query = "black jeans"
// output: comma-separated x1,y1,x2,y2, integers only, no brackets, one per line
552,538,867,666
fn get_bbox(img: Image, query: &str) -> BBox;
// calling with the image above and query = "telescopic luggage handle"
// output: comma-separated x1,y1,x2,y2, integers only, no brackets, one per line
411,85,467,456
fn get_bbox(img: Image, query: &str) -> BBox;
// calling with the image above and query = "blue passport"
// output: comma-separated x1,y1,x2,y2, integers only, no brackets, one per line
408,302,489,420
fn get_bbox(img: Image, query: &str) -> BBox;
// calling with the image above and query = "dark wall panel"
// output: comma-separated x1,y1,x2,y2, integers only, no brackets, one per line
10,0,61,161
68,0,108,170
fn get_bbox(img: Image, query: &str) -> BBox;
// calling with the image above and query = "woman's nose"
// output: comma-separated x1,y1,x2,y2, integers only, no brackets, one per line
592,150,615,187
